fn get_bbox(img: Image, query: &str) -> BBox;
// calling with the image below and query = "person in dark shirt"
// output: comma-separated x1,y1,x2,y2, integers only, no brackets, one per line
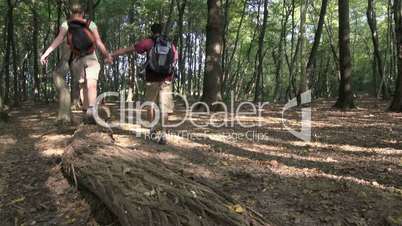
112,24,178,144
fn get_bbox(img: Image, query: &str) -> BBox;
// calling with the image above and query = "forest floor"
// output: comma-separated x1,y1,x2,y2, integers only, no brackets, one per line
0,97,402,226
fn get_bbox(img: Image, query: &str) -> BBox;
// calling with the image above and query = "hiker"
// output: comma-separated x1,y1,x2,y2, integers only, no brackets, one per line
40,3,113,124
112,23,178,145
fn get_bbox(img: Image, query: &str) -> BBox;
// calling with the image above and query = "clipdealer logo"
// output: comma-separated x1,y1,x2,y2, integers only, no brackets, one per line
92,91,312,142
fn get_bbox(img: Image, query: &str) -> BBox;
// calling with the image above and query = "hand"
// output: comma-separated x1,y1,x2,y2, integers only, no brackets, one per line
111,52,120,60
105,54,113,65
40,55,48,65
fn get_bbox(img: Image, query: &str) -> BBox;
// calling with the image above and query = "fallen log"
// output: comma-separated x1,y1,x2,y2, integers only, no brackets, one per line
62,126,272,226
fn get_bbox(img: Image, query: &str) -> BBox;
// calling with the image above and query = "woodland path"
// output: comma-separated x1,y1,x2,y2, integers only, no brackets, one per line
0,104,93,226
0,99,402,225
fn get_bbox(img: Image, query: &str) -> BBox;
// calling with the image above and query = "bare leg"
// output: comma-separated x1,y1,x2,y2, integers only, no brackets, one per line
80,82,88,110
53,61,72,123
158,112,168,144
161,113,168,132
86,79,98,108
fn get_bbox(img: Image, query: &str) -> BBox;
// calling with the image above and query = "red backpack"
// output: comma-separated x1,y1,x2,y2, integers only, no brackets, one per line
67,19,96,56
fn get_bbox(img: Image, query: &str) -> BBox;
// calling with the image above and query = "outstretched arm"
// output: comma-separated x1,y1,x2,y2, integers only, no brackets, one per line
92,28,112,64
111,46,136,58
40,27,67,65
111,39,153,58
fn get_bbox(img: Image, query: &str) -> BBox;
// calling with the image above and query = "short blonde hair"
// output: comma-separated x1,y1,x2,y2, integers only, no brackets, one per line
71,3,84,15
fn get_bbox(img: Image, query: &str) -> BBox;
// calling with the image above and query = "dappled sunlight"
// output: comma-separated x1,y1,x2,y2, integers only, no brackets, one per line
384,139,400,145
190,132,342,165
114,122,208,150
0,104,91,224
113,135,140,148
166,134,209,149
0,135,17,146
274,164,402,194
289,141,402,156
1,98,400,225
244,143,340,164
110,130,221,181
36,134,71,157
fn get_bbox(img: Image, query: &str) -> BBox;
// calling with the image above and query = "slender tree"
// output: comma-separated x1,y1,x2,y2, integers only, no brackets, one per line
273,0,291,102
0,12,6,109
367,0,388,99
4,0,15,105
334,0,355,109
86,0,101,20
254,0,269,103
298,0,329,104
296,0,308,103
32,2,41,101
200,0,223,110
175,0,187,93
390,0,402,112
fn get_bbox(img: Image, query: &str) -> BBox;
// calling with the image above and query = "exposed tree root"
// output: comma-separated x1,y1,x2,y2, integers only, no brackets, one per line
62,126,272,226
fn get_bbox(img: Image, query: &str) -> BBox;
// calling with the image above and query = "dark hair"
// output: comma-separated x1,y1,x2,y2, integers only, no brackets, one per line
151,23,163,34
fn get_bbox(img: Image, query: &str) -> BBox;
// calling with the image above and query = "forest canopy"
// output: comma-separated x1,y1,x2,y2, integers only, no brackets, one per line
0,0,401,111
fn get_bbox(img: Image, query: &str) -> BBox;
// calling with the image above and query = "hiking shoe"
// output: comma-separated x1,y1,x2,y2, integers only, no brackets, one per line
158,133,167,145
83,115,97,125
149,128,158,142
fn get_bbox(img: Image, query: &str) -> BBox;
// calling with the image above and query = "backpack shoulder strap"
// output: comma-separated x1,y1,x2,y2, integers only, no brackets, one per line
85,19,92,29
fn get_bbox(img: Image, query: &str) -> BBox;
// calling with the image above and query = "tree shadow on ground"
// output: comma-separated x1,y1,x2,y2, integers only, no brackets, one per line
108,98,402,225
111,128,402,226
0,104,91,225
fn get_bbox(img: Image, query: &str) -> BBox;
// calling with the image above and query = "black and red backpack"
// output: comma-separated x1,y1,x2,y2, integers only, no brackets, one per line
67,19,96,57
147,35,175,75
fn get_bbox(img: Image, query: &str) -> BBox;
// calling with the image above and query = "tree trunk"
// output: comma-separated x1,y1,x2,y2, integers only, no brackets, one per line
225,0,248,97
87,0,96,20
324,19,341,81
197,35,204,97
22,59,28,101
0,13,7,108
296,0,308,104
390,0,402,112
221,0,231,92
285,0,304,100
53,42,72,124
298,0,329,104
62,126,272,226
0,83,6,121
32,4,41,102
164,0,175,34
254,0,269,103
272,0,291,102
56,0,62,61
200,0,224,110
367,0,389,99
71,63,81,110
334,0,355,109
175,0,187,93
4,0,15,105
11,15,19,106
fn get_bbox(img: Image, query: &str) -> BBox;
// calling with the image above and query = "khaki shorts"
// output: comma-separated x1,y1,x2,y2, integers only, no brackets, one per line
70,53,100,83
144,81,174,114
